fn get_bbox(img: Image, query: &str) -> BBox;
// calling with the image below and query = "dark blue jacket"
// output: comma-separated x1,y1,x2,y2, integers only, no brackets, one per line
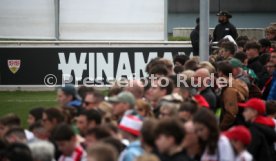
268,70,276,100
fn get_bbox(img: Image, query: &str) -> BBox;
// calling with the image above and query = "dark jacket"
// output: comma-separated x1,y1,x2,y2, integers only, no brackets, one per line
190,25,199,56
247,56,264,82
246,122,276,161
200,87,217,112
213,21,238,41
159,151,194,161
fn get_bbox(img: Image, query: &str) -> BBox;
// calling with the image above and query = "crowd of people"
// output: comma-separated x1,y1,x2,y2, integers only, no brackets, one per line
0,11,276,161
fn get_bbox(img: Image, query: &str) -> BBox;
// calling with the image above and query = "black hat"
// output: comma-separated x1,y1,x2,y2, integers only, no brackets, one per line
217,11,232,18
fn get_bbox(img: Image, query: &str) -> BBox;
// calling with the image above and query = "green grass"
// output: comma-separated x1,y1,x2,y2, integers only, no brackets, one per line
0,91,57,128
168,35,190,41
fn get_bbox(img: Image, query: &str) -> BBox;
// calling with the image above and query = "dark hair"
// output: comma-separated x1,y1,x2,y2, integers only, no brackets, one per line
141,118,158,148
155,118,185,145
174,66,184,74
158,77,174,95
0,113,21,127
52,123,75,141
179,101,199,115
80,109,102,125
221,41,236,55
193,108,219,155
86,126,111,140
4,128,26,141
216,61,233,77
4,143,33,161
173,55,189,66
149,64,169,76
29,107,44,122
44,108,64,123
78,86,95,100
234,52,247,63
108,87,123,97
184,59,199,71
101,137,126,154
86,90,105,103
245,41,261,51
259,38,271,48
145,57,162,74
266,101,276,116
236,36,249,49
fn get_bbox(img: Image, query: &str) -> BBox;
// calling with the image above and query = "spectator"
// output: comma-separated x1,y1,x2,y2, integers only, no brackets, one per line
146,77,174,117
183,59,199,71
4,128,27,144
27,107,44,128
234,51,248,66
29,141,55,161
262,61,275,99
217,61,249,130
194,68,217,111
83,90,104,111
154,118,191,161
29,121,48,141
213,11,238,42
182,121,201,160
178,101,199,122
85,126,111,149
236,36,249,52
87,143,118,161
219,41,236,60
265,25,276,41
101,137,126,155
42,108,64,136
76,109,102,136
159,103,179,119
135,99,154,118
193,108,235,161
173,55,189,67
109,91,136,121
124,80,144,99
259,38,272,65
240,98,276,161
52,123,87,161
267,50,276,100
118,115,144,161
140,118,158,154
229,58,250,85
0,113,34,141
57,84,81,108
224,126,253,161
245,41,264,81
190,17,200,56
2,143,33,161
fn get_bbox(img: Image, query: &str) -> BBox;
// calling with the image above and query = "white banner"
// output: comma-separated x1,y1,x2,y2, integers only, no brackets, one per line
59,0,165,40
0,0,55,39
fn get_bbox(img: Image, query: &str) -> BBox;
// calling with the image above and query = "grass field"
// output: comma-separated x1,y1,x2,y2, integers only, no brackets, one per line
0,91,57,128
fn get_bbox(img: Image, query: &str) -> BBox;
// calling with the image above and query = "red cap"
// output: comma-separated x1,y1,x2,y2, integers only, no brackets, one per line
194,94,210,108
238,98,265,115
118,115,143,136
224,125,252,145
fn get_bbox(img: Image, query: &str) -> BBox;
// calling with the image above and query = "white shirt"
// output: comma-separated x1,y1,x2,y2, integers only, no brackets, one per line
235,150,253,161
201,135,235,161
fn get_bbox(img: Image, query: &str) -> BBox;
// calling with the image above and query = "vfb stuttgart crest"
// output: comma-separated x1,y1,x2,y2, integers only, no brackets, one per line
8,60,21,74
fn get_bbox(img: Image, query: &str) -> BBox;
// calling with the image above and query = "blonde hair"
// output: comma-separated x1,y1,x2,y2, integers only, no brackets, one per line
136,99,154,118
199,61,216,74
135,154,160,161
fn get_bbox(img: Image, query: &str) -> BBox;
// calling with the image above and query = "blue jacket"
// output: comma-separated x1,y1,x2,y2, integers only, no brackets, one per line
119,141,143,161
268,70,276,100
